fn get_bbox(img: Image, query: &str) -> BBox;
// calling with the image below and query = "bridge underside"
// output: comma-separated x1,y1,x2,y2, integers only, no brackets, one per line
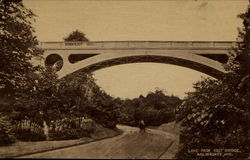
59,55,226,79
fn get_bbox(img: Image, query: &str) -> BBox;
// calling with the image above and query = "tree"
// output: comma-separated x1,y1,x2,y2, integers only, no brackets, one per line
176,4,250,159
57,71,93,118
233,5,250,105
0,1,43,114
30,67,59,123
86,83,119,128
176,78,249,159
54,70,118,128
64,30,89,41
115,90,182,126
0,114,15,145
0,0,44,144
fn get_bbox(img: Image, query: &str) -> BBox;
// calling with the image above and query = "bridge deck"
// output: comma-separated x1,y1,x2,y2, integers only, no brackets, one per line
39,41,236,50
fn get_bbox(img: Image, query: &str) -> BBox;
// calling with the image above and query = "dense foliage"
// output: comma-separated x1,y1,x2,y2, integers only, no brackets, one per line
56,71,118,129
116,90,182,126
0,0,43,114
48,118,95,140
0,0,114,142
176,4,250,159
64,29,89,42
49,128,90,140
0,114,15,145
176,77,249,159
15,129,46,141
0,0,45,143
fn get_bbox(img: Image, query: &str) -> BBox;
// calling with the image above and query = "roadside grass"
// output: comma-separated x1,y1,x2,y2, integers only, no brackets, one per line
149,121,182,159
0,124,122,158
153,121,182,135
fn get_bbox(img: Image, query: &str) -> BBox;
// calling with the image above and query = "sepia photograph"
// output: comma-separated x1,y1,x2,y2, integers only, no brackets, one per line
0,0,249,159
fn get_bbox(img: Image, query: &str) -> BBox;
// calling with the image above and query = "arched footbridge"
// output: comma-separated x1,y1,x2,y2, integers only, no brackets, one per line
33,41,236,79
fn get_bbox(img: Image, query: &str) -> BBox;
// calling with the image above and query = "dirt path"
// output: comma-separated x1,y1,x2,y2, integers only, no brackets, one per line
19,125,176,159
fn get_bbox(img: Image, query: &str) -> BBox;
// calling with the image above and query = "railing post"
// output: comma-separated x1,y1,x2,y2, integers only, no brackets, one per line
210,42,215,47
188,41,193,47
145,41,149,48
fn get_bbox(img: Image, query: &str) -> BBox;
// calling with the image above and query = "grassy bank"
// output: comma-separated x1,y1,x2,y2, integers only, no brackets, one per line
150,121,182,159
0,124,122,158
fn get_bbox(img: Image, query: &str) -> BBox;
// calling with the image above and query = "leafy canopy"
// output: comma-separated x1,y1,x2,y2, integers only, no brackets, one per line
176,4,250,159
0,0,43,113
64,30,89,42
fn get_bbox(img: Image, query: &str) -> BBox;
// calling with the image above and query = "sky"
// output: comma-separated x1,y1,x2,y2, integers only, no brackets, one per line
24,0,248,99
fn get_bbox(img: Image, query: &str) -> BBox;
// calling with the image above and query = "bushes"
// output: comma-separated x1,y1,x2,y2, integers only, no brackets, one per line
14,130,46,141
13,119,46,141
0,115,15,146
0,116,98,142
0,116,97,143
115,90,182,127
49,128,91,140
48,117,95,140
0,115,47,144
86,107,117,129
134,106,176,126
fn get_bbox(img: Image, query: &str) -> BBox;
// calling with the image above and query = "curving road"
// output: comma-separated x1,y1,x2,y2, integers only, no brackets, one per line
19,125,176,159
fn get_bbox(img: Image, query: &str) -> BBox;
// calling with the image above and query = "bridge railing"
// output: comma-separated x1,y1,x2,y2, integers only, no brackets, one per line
38,41,237,49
